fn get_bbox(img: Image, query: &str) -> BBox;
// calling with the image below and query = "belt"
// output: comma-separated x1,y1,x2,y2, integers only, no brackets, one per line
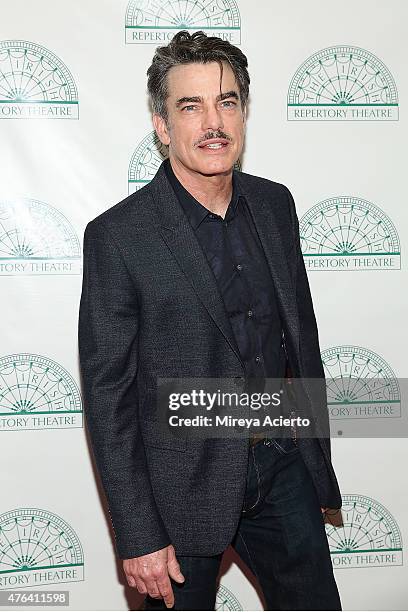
249,432,269,447
248,376,298,447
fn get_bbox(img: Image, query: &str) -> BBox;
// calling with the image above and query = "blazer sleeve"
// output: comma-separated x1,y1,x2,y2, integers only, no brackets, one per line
283,186,332,460
78,219,171,559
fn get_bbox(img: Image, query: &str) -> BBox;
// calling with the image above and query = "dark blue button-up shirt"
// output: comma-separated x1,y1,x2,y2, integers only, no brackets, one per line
164,158,286,389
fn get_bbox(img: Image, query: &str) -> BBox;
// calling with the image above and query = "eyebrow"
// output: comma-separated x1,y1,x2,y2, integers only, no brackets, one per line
175,90,239,107
217,90,239,102
175,96,202,107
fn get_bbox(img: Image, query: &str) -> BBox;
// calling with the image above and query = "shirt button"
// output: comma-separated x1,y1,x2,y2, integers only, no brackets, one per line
247,310,253,318
236,264,243,271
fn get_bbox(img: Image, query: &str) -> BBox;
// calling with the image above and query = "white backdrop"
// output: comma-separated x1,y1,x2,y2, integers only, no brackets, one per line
1,0,407,610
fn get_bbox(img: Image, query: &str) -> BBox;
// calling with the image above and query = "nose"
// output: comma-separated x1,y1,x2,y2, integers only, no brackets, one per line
201,103,224,132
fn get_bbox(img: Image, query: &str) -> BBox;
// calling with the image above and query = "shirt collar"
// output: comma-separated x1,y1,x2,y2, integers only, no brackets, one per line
164,158,241,230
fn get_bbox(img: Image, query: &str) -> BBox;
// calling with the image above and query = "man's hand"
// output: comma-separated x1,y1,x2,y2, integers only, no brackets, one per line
123,544,185,609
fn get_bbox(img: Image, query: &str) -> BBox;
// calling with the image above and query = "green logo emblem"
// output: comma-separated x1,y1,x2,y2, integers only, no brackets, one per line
0,508,84,589
300,196,401,271
0,354,82,431
0,41,78,119
0,198,81,275
128,131,241,193
322,345,400,420
216,584,242,610
125,0,241,44
288,45,398,121
326,494,402,568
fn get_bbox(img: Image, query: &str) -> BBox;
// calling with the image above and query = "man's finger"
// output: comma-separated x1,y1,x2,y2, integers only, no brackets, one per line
145,579,162,599
156,575,175,608
134,578,147,594
125,573,136,588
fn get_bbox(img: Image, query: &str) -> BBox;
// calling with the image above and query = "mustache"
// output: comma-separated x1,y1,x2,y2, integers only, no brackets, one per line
194,130,233,147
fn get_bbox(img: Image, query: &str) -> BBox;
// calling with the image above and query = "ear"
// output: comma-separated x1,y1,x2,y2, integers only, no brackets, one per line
242,104,247,125
153,113,171,146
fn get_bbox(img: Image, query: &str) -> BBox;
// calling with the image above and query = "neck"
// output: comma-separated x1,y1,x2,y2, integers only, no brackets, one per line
169,156,233,218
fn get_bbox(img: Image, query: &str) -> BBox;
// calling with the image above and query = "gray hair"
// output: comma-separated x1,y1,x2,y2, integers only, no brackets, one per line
147,30,250,122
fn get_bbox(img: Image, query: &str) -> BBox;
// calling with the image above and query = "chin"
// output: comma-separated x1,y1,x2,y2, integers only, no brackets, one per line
196,158,234,177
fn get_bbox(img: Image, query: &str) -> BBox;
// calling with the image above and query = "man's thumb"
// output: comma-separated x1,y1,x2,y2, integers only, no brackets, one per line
167,548,185,583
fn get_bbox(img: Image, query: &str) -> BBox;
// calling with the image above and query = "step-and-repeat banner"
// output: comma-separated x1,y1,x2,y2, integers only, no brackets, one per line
1,1,407,610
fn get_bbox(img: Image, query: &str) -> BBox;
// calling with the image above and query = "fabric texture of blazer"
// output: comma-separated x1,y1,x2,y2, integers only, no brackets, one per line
78,161,342,560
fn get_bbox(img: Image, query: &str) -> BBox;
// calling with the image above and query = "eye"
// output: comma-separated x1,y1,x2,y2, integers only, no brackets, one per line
182,105,198,112
221,100,237,108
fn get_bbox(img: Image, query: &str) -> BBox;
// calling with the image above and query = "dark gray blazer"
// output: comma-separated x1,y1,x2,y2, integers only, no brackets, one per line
78,161,342,560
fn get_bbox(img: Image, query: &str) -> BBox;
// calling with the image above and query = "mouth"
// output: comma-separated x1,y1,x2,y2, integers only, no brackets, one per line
197,138,230,152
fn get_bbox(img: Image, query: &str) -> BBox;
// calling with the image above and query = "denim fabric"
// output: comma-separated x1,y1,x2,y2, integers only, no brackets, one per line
144,437,341,611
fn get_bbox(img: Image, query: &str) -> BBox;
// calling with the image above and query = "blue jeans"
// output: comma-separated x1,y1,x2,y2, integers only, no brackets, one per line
145,437,341,611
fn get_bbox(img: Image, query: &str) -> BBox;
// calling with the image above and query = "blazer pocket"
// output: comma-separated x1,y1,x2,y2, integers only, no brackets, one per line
141,419,187,452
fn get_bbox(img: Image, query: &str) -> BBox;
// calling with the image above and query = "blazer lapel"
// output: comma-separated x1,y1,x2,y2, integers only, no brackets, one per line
148,163,243,366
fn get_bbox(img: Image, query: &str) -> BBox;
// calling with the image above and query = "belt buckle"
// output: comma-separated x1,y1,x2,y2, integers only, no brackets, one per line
249,432,268,447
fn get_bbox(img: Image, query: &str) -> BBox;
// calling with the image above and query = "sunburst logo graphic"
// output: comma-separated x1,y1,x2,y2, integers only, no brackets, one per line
216,584,242,610
326,494,402,568
0,354,82,431
0,198,81,275
288,45,398,120
128,131,171,193
128,131,241,193
0,41,78,119
125,0,241,44
322,345,400,420
300,196,400,271
0,508,84,589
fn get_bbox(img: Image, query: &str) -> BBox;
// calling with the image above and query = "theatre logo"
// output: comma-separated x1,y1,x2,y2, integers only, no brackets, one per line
0,508,84,589
0,40,78,119
0,198,81,276
322,345,400,420
125,0,241,44
288,45,398,121
216,584,242,610
326,494,403,568
300,196,401,271
128,131,241,193
128,131,170,193
0,354,83,431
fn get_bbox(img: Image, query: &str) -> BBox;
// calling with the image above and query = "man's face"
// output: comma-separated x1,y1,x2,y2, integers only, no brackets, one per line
153,61,246,177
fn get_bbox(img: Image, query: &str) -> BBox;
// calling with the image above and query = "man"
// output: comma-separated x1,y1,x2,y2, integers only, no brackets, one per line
78,31,342,611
